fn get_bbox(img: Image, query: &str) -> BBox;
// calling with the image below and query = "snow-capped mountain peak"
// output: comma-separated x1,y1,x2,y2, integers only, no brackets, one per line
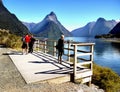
45,11,58,24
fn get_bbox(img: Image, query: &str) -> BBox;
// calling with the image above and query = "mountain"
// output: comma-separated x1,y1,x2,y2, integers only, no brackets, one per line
0,0,29,36
71,17,117,37
109,22,120,34
22,22,36,32
30,12,72,39
71,22,95,37
90,18,117,36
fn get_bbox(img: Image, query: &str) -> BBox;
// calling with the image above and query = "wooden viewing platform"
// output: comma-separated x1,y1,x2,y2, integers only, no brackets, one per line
8,39,95,85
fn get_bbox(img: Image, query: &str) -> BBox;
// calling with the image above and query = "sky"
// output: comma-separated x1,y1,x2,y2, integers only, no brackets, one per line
2,0,120,31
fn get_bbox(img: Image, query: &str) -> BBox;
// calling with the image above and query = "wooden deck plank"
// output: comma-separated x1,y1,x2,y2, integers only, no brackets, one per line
8,51,92,84
8,51,72,84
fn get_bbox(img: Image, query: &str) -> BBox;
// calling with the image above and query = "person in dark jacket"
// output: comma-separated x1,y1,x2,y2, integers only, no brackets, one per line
21,36,27,55
28,34,36,53
57,35,64,64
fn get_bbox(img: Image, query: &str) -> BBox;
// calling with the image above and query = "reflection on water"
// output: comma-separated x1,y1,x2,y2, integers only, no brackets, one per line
65,37,120,75
111,42,120,53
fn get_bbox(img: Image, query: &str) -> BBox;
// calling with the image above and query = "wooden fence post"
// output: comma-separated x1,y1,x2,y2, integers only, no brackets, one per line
37,40,40,52
73,45,77,82
44,41,47,53
53,41,57,56
90,45,94,70
67,41,70,62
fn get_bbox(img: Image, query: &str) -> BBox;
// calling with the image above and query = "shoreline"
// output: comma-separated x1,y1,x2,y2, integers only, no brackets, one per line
100,38,120,43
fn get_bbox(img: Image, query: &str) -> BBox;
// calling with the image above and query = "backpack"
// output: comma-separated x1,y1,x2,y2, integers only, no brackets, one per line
56,44,59,49
21,37,25,42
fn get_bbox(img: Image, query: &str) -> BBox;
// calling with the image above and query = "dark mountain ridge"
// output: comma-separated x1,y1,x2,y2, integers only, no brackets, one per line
110,22,120,34
0,0,29,36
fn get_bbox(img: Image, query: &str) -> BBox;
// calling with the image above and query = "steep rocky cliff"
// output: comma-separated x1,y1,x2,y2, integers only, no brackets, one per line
0,0,29,36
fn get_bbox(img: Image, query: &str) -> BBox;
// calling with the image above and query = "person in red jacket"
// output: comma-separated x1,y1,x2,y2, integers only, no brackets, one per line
25,34,31,54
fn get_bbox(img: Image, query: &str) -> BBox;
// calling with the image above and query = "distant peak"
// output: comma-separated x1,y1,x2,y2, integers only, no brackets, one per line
49,11,56,16
97,17,106,22
45,11,58,23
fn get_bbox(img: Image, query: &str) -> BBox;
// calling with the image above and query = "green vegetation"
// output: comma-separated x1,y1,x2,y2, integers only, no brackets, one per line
92,63,120,92
0,29,22,49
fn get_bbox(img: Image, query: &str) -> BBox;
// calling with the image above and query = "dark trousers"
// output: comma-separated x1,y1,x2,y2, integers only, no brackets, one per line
28,43,34,53
58,49,63,62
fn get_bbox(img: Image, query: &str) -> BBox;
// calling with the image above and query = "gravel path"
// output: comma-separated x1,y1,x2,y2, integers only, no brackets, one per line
0,45,104,92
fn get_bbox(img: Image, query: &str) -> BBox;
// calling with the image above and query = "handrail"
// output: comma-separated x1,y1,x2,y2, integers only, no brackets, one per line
34,38,95,85
71,43,94,85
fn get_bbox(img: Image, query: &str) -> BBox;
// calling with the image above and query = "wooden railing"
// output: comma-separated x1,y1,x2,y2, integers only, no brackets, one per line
71,43,95,84
34,39,95,84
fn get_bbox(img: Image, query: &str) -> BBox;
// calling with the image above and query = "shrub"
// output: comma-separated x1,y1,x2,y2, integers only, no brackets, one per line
92,63,120,92
0,29,22,49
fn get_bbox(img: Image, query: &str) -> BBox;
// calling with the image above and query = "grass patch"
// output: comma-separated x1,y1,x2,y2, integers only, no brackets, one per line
92,63,120,92
0,29,22,49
